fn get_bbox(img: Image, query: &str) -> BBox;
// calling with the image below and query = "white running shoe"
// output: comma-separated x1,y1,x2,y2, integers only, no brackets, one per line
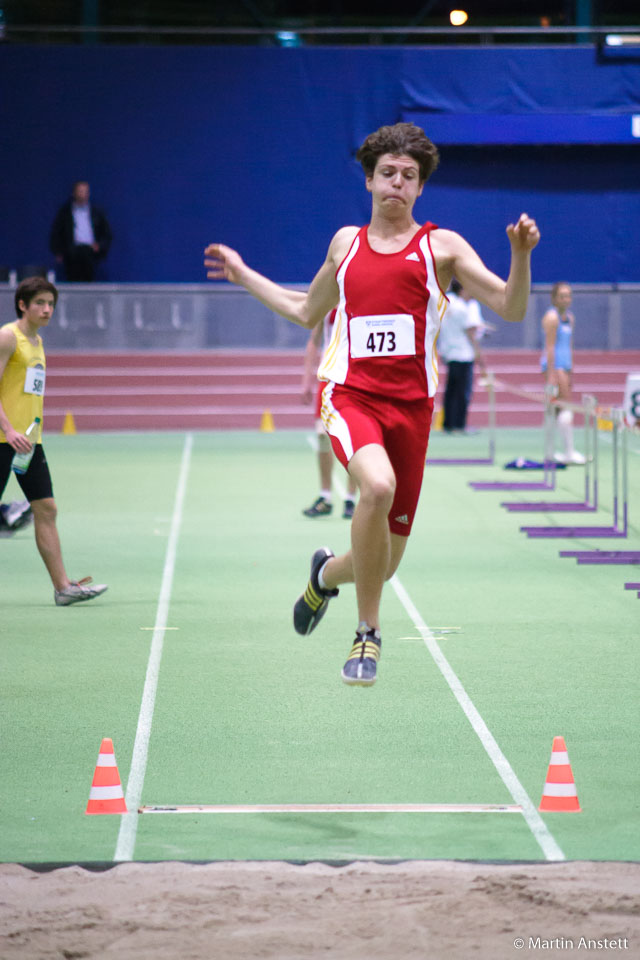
3,500,33,529
568,451,586,465
54,577,108,606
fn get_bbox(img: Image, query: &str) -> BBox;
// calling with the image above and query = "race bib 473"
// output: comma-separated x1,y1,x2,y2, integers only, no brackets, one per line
349,314,416,359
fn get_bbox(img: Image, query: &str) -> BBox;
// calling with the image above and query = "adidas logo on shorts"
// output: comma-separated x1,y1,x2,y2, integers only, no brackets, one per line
394,514,409,524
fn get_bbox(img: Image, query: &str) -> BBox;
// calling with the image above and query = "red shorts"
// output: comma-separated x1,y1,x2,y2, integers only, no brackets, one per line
321,382,433,536
314,382,324,419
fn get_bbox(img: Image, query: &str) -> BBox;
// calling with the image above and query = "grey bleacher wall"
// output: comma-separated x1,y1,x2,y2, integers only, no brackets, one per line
0,284,638,352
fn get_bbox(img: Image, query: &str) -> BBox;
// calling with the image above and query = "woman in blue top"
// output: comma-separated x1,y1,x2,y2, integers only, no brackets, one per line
541,282,585,464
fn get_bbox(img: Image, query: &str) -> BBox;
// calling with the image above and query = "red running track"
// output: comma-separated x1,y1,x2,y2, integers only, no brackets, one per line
43,349,640,432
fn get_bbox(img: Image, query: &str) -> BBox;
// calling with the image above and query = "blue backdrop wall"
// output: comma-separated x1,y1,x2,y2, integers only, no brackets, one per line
0,44,638,284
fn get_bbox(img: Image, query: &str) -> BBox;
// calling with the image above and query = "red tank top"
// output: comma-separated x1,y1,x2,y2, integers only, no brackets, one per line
318,222,447,401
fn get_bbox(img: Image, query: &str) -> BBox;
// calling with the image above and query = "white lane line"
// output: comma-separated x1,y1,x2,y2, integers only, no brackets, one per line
331,463,565,861
113,432,193,862
390,576,565,862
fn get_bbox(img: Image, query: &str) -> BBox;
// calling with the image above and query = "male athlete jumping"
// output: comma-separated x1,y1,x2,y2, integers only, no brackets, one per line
205,122,539,686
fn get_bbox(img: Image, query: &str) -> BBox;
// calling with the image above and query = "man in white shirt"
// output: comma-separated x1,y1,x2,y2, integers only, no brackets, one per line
439,278,487,433
50,181,112,281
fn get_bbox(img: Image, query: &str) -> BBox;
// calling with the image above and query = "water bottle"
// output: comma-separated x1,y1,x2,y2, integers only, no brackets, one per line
11,417,41,475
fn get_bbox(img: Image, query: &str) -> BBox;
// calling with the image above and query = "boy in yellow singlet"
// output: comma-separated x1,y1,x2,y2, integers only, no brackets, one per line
0,276,108,605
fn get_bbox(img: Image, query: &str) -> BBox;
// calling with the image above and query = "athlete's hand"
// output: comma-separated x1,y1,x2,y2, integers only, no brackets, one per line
204,243,247,284
5,426,32,453
506,213,540,253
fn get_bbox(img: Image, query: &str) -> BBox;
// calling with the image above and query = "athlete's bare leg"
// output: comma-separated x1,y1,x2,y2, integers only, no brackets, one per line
30,498,70,591
546,368,572,404
318,448,333,492
320,443,408,629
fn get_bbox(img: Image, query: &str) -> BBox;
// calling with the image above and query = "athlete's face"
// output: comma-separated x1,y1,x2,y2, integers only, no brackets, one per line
19,293,55,328
552,285,572,312
366,154,423,212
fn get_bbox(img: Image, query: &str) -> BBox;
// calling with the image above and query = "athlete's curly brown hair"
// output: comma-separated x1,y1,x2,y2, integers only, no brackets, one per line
356,122,440,184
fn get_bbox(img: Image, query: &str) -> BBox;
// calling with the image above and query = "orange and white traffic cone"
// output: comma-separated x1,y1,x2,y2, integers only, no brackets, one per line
539,736,581,813
85,737,127,815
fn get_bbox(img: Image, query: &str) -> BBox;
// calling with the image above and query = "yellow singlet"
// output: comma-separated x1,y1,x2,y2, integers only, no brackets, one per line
0,321,46,442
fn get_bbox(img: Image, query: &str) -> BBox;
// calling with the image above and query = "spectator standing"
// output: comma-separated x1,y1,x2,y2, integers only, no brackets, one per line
439,279,486,434
50,181,112,281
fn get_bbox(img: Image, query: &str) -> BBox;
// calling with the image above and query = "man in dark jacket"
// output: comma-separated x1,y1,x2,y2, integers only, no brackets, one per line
49,181,112,281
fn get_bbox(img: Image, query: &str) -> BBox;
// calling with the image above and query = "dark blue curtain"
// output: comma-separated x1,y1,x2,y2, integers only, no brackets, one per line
0,45,638,283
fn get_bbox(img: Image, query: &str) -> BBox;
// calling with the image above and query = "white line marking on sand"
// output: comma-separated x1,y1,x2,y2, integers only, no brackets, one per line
139,803,522,815
114,432,193,862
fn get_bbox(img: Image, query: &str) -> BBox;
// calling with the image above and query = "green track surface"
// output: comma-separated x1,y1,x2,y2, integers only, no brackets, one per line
1,428,638,864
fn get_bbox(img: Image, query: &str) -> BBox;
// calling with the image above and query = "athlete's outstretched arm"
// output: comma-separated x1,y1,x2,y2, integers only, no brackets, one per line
203,230,351,329
443,213,540,323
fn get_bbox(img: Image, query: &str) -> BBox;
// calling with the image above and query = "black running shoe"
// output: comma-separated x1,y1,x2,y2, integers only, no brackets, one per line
302,496,333,518
341,625,381,686
293,547,339,635
342,499,355,520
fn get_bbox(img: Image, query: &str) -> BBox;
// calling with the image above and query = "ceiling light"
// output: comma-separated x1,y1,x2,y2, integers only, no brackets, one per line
450,10,469,26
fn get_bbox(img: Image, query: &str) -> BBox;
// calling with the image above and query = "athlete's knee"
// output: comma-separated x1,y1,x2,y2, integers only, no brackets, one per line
359,473,396,511
31,497,57,524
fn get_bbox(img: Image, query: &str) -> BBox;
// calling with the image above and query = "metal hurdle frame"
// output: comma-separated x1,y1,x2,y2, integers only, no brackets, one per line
428,372,496,466
500,394,599,513
522,407,631,540
468,383,558,492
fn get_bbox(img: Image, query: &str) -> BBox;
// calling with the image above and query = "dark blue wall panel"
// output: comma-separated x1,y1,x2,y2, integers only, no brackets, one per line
0,45,638,284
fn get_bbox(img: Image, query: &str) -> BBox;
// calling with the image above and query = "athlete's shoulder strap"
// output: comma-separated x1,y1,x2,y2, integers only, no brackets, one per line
335,226,363,275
